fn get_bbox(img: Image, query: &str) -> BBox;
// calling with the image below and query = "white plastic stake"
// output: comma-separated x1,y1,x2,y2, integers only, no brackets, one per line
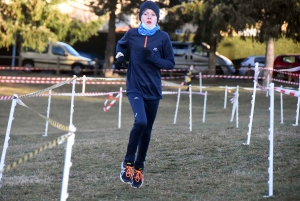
189,84,192,132
203,91,207,123
69,76,76,128
235,86,239,128
266,83,274,197
82,75,86,93
230,92,236,123
173,87,181,124
118,87,122,129
60,133,75,201
266,74,270,97
280,85,284,124
199,72,202,93
293,83,300,126
0,95,18,187
244,79,257,145
43,89,52,137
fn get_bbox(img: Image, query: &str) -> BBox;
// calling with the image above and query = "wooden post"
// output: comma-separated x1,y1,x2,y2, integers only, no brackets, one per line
18,55,22,68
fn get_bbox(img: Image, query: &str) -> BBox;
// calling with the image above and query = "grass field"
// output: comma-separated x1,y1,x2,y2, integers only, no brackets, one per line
0,73,299,201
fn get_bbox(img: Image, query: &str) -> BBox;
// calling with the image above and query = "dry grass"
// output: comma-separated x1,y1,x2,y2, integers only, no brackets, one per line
0,74,299,201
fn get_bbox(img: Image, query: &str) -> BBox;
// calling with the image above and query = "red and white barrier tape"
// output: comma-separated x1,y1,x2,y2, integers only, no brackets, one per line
0,79,127,85
0,66,56,71
0,66,187,72
197,75,265,79
271,78,298,85
103,93,120,112
0,76,70,81
274,87,300,97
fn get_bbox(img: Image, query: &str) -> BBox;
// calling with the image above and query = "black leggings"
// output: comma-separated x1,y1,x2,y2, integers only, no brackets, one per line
124,93,160,169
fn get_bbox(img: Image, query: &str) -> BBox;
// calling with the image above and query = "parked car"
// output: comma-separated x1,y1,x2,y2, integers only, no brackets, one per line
273,54,300,80
171,41,235,75
77,51,104,69
238,55,265,77
20,41,95,75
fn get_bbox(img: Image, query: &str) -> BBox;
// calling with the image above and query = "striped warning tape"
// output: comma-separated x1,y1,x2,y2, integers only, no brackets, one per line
80,77,127,81
256,83,268,91
0,133,72,173
0,66,187,72
19,77,76,99
274,87,300,97
16,98,70,132
196,75,265,79
271,78,298,85
0,76,71,81
103,93,120,112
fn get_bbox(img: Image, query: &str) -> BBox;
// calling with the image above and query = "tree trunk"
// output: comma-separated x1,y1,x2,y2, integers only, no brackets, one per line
104,11,116,77
208,35,217,75
263,37,275,87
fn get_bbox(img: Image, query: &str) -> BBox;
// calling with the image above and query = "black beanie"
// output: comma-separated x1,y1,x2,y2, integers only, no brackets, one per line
139,1,160,23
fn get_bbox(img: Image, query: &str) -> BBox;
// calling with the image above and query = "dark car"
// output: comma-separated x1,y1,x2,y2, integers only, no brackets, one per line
77,51,104,69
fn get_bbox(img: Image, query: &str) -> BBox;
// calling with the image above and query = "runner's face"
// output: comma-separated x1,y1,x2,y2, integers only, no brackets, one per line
141,9,157,28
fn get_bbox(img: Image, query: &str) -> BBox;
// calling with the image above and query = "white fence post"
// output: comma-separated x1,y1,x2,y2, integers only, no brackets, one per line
0,95,18,187
224,85,228,109
189,84,192,132
280,85,284,124
199,72,202,93
43,89,52,137
118,87,122,129
173,87,181,124
82,75,86,93
244,77,258,145
203,91,207,123
60,132,75,201
266,83,274,197
69,76,76,128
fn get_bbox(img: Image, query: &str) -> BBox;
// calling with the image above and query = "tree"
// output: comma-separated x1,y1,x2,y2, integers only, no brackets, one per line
0,0,103,53
236,0,300,86
90,0,182,76
164,0,240,75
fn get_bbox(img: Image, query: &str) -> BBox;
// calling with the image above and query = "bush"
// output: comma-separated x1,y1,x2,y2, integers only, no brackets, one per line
217,37,300,60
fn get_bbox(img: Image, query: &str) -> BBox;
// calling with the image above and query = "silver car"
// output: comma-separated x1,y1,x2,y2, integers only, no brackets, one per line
171,41,235,75
238,55,265,77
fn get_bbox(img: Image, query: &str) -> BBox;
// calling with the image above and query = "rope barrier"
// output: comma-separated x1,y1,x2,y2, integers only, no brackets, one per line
0,133,72,173
16,98,70,132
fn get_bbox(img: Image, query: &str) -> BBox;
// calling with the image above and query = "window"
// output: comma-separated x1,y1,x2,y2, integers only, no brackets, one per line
282,56,295,63
52,45,66,56
192,45,208,57
172,43,189,56
254,57,265,65
24,45,49,54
